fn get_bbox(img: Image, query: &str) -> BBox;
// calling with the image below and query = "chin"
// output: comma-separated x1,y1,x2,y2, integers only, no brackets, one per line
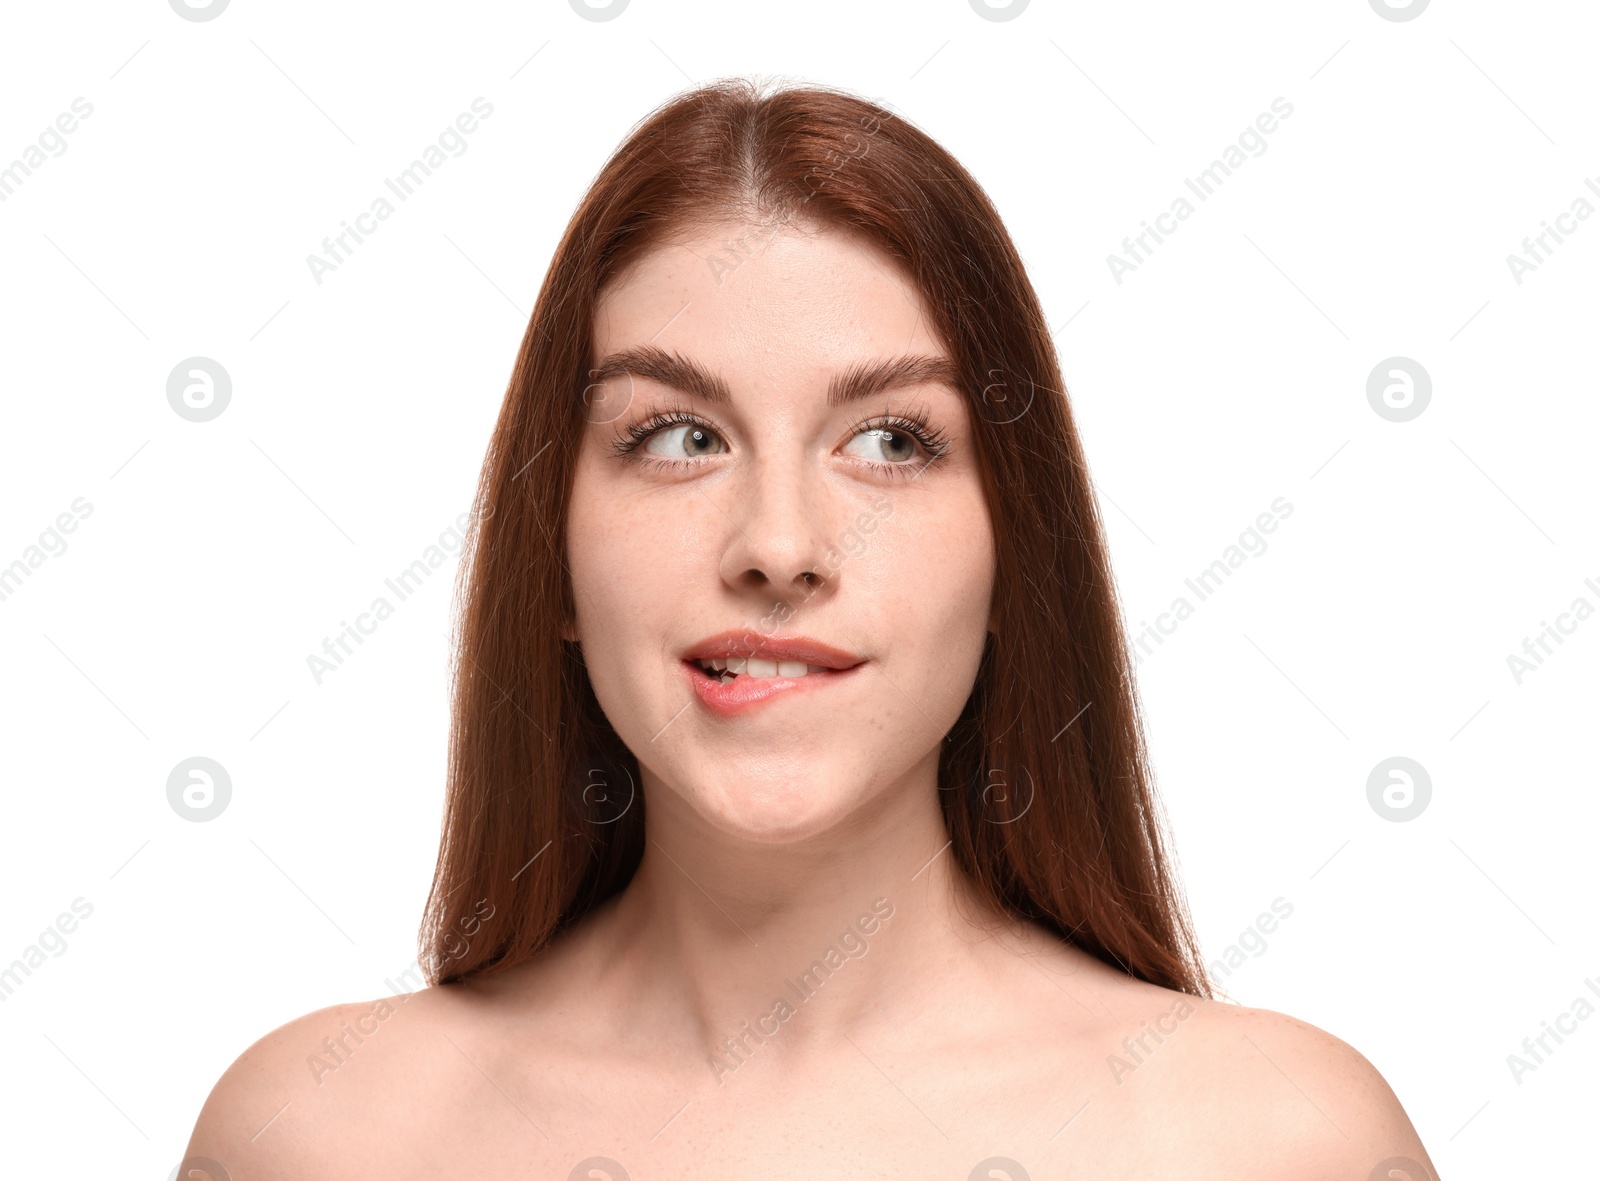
679,761,875,845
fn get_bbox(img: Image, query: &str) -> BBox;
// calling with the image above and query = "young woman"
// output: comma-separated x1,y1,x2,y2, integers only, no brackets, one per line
184,79,1437,1179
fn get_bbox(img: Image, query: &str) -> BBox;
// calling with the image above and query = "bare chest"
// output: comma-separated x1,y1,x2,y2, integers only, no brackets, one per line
332,1037,1205,1181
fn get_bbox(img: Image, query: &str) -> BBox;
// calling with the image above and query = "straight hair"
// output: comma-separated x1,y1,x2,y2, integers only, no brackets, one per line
420,77,1211,998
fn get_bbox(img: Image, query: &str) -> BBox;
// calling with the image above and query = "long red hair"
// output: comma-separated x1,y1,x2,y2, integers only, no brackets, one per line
420,77,1209,998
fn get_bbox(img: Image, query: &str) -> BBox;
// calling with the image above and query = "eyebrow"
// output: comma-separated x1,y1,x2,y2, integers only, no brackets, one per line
588,344,964,408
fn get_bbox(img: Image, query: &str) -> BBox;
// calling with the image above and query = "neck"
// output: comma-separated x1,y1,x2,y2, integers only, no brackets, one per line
583,751,1033,1080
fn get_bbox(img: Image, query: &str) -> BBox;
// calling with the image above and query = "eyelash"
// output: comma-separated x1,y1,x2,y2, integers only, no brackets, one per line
609,403,954,480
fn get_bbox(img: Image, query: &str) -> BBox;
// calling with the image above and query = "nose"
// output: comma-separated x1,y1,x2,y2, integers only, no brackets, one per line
715,456,837,609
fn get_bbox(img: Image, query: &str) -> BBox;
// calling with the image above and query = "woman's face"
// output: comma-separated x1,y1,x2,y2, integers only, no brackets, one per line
566,217,995,843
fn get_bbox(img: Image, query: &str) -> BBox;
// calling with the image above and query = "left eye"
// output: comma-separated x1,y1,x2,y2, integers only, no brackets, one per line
843,426,919,464
644,424,726,458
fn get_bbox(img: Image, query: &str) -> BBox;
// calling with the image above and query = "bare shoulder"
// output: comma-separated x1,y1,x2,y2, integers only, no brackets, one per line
179,985,484,1180
1134,995,1440,1180
1009,942,1434,1176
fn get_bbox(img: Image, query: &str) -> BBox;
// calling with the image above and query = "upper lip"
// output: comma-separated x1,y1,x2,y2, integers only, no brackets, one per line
682,629,866,671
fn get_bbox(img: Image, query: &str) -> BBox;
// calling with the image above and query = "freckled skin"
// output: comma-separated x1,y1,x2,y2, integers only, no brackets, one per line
566,217,996,845
180,220,1439,1181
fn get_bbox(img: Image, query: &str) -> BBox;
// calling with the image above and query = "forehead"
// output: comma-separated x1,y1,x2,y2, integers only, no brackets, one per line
591,219,950,371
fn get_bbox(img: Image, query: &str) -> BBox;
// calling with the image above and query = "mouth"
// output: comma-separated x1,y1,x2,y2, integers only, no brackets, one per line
680,630,866,672
679,631,867,716
680,657,866,715
690,657,841,684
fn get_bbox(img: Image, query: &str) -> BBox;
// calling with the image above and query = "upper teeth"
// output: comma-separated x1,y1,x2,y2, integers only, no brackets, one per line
698,658,824,678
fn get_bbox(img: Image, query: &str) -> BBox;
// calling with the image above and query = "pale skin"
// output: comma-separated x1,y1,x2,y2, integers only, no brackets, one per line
182,218,1439,1179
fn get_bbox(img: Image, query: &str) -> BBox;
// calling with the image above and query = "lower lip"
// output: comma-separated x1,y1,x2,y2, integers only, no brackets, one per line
682,659,864,717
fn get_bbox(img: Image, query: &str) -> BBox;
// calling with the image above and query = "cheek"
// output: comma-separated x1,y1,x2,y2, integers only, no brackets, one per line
568,471,651,658
566,461,714,730
857,489,995,706
863,489,994,631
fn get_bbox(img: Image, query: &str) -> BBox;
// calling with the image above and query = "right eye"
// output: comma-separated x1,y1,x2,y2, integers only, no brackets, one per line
640,421,727,459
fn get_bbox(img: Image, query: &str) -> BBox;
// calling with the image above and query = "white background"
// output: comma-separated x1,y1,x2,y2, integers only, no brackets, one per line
1,0,1594,1175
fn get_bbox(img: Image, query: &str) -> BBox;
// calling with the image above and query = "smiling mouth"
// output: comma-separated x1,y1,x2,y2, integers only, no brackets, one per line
692,658,837,684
